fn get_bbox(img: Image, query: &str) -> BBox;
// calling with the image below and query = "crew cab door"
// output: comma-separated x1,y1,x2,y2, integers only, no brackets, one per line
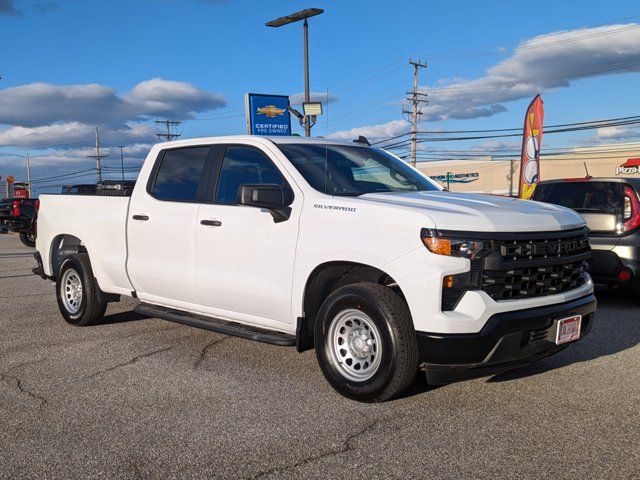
195,143,301,328
127,146,213,306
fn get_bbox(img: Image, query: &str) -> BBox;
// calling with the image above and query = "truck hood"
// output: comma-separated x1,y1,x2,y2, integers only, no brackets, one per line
358,191,585,232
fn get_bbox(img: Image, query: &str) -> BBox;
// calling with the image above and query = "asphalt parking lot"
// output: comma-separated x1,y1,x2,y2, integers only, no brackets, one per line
0,232,638,479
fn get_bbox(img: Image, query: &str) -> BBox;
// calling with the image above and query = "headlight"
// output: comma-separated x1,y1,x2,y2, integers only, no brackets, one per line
421,229,491,260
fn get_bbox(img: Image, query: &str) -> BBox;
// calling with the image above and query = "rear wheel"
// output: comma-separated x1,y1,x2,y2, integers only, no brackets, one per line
55,253,107,326
314,283,419,402
19,232,36,248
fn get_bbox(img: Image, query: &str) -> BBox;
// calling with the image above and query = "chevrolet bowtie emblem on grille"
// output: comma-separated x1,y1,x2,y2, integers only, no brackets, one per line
256,105,286,118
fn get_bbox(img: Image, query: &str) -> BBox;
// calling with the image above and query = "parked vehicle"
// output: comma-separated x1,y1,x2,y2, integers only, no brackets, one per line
34,136,596,402
0,197,38,247
532,178,640,291
61,184,97,195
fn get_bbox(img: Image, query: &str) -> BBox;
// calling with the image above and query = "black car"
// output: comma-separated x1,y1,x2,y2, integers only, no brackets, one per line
0,197,39,247
532,177,640,290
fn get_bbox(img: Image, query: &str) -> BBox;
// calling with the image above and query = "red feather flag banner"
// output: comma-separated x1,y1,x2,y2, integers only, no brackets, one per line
518,95,544,199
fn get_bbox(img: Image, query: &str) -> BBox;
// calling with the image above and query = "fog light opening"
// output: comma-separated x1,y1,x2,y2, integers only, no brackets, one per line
443,275,455,289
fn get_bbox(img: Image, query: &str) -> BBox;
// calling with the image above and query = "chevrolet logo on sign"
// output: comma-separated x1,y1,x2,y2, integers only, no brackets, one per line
256,105,286,118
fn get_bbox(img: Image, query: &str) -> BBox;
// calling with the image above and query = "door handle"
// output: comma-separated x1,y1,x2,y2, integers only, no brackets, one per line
132,215,149,221
200,219,222,227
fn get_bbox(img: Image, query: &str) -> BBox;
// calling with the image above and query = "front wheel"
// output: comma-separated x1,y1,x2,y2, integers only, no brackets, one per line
314,283,419,402
55,253,107,326
19,232,36,248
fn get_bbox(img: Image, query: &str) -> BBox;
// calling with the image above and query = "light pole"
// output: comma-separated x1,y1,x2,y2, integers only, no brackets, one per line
266,8,324,137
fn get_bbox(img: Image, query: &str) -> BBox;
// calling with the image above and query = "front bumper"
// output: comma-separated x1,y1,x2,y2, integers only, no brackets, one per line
416,294,596,384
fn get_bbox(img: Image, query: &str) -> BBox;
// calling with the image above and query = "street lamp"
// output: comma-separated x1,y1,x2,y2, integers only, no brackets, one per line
266,8,324,137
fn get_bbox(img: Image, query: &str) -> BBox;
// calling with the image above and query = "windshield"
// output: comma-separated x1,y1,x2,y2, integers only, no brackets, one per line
532,181,623,215
278,143,440,196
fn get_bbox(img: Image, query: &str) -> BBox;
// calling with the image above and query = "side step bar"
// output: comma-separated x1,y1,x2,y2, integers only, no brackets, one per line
134,303,296,347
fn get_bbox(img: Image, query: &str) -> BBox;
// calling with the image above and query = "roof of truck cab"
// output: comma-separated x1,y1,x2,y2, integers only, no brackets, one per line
157,135,369,148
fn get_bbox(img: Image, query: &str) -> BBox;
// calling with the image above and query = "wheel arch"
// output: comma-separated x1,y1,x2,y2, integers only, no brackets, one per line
49,234,87,280
297,261,406,351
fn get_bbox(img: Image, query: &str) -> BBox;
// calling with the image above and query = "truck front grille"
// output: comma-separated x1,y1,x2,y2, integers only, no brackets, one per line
480,229,590,301
440,228,591,310
482,259,588,301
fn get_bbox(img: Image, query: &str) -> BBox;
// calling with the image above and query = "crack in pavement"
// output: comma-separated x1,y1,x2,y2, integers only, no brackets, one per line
0,359,48,408
252,416,385,479
85,345,176,379
193,336,230,370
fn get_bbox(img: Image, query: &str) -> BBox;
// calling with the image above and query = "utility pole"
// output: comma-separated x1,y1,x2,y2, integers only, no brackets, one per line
118,146,126,182
403,59,428,167
87,127,108,184
155,120,182,142
25,152,31,197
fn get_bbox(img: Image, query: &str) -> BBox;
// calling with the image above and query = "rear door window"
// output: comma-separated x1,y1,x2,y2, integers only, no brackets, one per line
150,147,210,202
533,182,623,215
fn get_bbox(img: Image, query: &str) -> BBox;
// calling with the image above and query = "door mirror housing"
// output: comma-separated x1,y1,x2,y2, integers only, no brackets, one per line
237,184,291,223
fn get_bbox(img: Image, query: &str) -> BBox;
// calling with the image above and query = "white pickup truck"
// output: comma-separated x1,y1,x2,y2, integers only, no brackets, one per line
35,136,596,402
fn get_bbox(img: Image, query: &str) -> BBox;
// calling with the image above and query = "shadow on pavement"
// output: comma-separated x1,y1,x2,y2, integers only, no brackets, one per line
488,287,640,383
96,310,151,326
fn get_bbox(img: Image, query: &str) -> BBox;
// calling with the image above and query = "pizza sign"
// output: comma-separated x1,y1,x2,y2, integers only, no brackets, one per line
616,158,640,175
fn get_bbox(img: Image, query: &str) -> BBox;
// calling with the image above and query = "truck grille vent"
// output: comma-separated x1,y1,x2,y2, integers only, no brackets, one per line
482,260,588,301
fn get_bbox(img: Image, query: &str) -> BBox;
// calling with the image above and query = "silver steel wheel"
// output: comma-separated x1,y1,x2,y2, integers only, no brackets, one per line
328,308,382,382
61,268,83,314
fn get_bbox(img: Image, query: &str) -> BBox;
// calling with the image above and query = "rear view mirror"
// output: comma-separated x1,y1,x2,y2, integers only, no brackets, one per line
581,213,617,233
237,184,291,223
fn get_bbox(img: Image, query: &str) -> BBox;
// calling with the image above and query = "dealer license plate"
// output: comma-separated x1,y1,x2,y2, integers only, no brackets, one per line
555,315,582,345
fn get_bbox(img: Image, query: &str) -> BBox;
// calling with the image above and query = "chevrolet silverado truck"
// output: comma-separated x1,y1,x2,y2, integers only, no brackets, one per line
34,136,596,402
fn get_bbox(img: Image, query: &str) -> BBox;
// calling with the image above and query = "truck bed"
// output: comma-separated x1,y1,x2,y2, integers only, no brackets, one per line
36,194,133,295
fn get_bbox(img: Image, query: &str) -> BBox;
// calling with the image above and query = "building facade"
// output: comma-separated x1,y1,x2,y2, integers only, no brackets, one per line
416,142,640,195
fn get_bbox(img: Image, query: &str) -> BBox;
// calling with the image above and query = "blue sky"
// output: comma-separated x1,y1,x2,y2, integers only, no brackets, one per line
1,0,640,191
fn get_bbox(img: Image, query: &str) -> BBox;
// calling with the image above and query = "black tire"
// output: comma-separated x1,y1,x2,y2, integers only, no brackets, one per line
19,232,36,248
314,283,419,402
55,253,107,326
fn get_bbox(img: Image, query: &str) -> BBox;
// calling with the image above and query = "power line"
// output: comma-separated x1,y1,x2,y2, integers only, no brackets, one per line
30,168,97,184
373,114,640,148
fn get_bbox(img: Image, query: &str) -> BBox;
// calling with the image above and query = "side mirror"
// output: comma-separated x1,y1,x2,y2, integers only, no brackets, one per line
237,184,291,223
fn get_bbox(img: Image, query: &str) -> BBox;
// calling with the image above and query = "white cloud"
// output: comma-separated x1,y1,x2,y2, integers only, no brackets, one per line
127,78,226,119
594,126,640,141
422,23,640,121
0,143,154,168
0,122,156,149
0,78,226,129
333,23,640,140
329,119,409,141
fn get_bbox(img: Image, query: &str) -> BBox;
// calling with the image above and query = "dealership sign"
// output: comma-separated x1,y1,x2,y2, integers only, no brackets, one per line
245,93,291,136
431,172,480,184
616,158,640,175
